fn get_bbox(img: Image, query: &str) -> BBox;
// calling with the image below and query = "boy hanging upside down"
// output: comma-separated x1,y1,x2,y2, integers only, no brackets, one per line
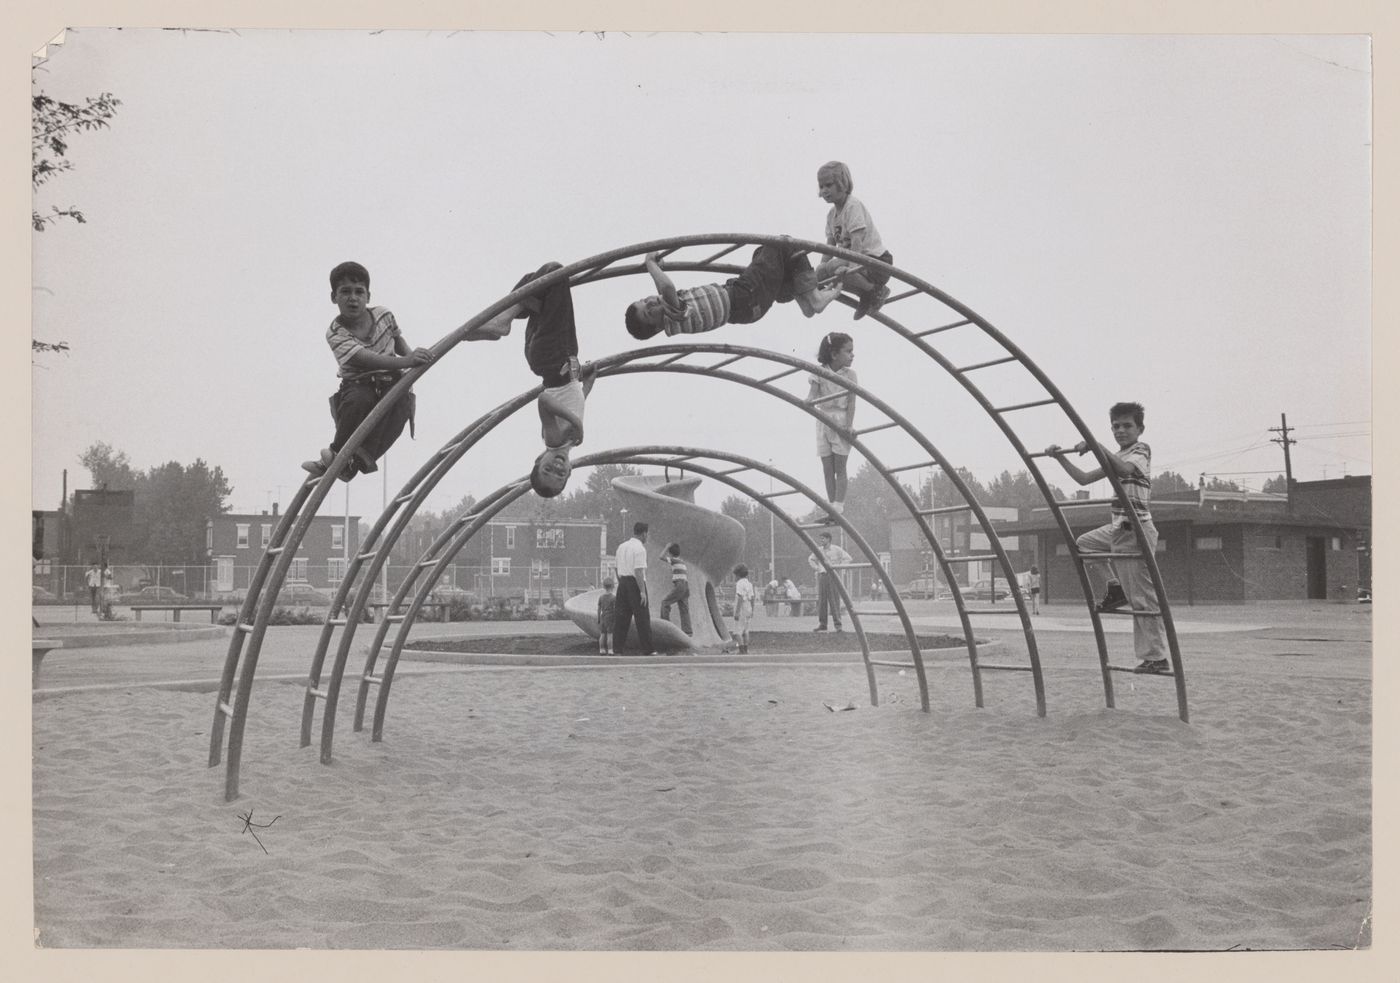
462,261,596,498
623,240,844,340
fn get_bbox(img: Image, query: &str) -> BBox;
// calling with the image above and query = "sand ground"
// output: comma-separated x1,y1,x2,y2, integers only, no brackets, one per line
28,601,1372,955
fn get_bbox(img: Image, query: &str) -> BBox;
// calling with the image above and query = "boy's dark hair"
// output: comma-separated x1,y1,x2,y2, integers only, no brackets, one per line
603,577,616,589
633,521,649,536
625,301,665,340
819,532,833,543
667,543,681,557
1110,401,1145,428
529,450,565,498
734,564,748,578
329,261,370,291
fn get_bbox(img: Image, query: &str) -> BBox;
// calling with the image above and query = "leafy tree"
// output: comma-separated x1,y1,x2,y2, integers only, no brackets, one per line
984,469,1067,509
32,87,121,355
1152,469,1195,496
1262,475,1289,494
1204,477,1243,492
79,443,233,564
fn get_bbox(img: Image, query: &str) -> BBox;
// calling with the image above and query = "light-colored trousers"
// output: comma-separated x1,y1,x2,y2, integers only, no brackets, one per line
1076,519,1168,663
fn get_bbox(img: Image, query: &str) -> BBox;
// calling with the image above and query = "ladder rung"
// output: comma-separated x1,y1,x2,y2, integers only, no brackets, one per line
217,701,235,717
417,559,438,568
758,367,801,385
714,465,752,476
709,353,749,371
869,659,917,669
853,421,898,436
265,546,285,556
960,608,1021,615
697,243,743,265
889,460,938,474
307,687,328,701
884,287,919,305
955,355,1019,374
654,351,691,367
386,614,406,623
356,549,378,560
237,623,255,633
362,673,383,686
1097,609,1163,618
943,554,997,564
327,617,348,626
810,390,852,406
992,398,1058,414
436,442,462,458
393,493,415,506
915,318,973,338
918,503,973,515
977,663,1034,672
1054,497,1119,508
798,522,836,530
1078,551,1142,560
758,488,802,499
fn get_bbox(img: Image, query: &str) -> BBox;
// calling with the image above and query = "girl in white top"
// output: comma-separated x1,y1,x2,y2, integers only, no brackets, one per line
815,161,894,320
731,564,756,654
806,332,857,517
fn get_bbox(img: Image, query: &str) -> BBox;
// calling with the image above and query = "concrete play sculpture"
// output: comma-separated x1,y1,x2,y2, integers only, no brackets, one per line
564,473,745,651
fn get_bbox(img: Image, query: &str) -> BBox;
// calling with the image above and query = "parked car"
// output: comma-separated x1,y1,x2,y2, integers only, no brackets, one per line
967,579,1011,602
899,575,941,600
275,583,333,607
32,585,59,603
121,585,189,604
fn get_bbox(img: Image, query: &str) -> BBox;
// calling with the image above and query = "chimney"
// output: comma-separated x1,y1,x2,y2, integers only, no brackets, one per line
272,502,279,517
1074,490,1090,501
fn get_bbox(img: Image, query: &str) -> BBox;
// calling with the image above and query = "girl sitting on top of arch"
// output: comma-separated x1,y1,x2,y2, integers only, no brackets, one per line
815,160,893,320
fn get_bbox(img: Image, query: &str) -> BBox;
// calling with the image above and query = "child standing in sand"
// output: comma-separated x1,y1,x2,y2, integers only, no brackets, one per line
463,261,597,498
1027,564,1041,615
1044,401,1168,673
805,332,857,519
596,577,616,655
303,261,435,481
731,564,756,654
815,161,894,320
657,542,692,635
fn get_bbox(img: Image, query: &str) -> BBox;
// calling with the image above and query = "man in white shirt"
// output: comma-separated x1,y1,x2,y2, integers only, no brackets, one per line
85,562,102,614
808,532,853,632
613,521,656,655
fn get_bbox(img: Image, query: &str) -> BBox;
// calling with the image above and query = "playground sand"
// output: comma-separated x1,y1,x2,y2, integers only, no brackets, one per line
32,657,1370,952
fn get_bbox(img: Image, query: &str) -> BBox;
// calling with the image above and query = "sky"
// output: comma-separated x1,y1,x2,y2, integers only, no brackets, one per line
29,29,1372,523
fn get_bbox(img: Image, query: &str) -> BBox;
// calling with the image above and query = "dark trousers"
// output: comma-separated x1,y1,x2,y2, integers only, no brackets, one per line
727,244,816,325
516,261,580,386
329,378,415,471
613,575,654,653
89,585,99,612
660,581,692,634
817,573,843,629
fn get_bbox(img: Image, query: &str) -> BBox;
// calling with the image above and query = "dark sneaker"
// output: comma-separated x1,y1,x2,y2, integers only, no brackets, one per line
852,284,891,320
1132,659,1170,674
1096,583,1129,612
301,459,328,477
812,626,828,632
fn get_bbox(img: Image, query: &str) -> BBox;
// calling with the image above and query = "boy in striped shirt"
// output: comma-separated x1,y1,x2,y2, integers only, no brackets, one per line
303,261,435,481
1045,401,1169,674
624,241,844,340
657,542,692,635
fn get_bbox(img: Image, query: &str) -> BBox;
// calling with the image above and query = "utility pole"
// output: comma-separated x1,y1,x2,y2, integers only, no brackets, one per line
1269,413,1296,513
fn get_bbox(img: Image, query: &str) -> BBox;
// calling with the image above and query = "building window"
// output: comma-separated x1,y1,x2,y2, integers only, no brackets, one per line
327,557,348,583
531,558,551,576
1331,537,1342,551
536,527,565,549
1195,536,1223,551
331,524,344,551
289,557,308,581
505,526,516,549
236,523,250,550
261,524,271,549
492,557,511,576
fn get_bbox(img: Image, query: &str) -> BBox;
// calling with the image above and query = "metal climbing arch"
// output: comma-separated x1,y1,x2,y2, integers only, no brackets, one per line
209,233,1187,801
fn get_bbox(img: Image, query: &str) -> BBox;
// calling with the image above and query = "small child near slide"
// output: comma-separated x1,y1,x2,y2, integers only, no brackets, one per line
730,564,756,655
596,577,617,655
303,261,435,481
805,331,857,520
815,161,894,320
624,240,844,340
463,261,597,498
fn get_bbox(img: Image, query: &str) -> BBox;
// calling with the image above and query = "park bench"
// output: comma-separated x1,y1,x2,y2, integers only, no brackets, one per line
33,638,62,688
130,604,225,623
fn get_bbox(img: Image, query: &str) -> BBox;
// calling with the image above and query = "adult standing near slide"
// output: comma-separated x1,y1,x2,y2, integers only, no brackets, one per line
613,521,656,655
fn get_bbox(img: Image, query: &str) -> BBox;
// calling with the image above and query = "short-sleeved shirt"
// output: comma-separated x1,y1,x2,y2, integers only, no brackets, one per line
326,306,401,381
661,283,731,337
86,568,102,588
539,378,585,449
1110,440,1153,523
616,537,648,577
597,591,616,624
809,542,853,573
826,195,885,258
810,366,858,439
734,578,755,606
784,580,801,600
666,555,688,582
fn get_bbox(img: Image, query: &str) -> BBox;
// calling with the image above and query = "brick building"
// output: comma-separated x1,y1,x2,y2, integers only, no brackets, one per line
451,519,609,599
206,506,361,593
888,506,1032,592
995,480,1367,604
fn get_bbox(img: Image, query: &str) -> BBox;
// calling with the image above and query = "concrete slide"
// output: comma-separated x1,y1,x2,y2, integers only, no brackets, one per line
564,473,745,651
